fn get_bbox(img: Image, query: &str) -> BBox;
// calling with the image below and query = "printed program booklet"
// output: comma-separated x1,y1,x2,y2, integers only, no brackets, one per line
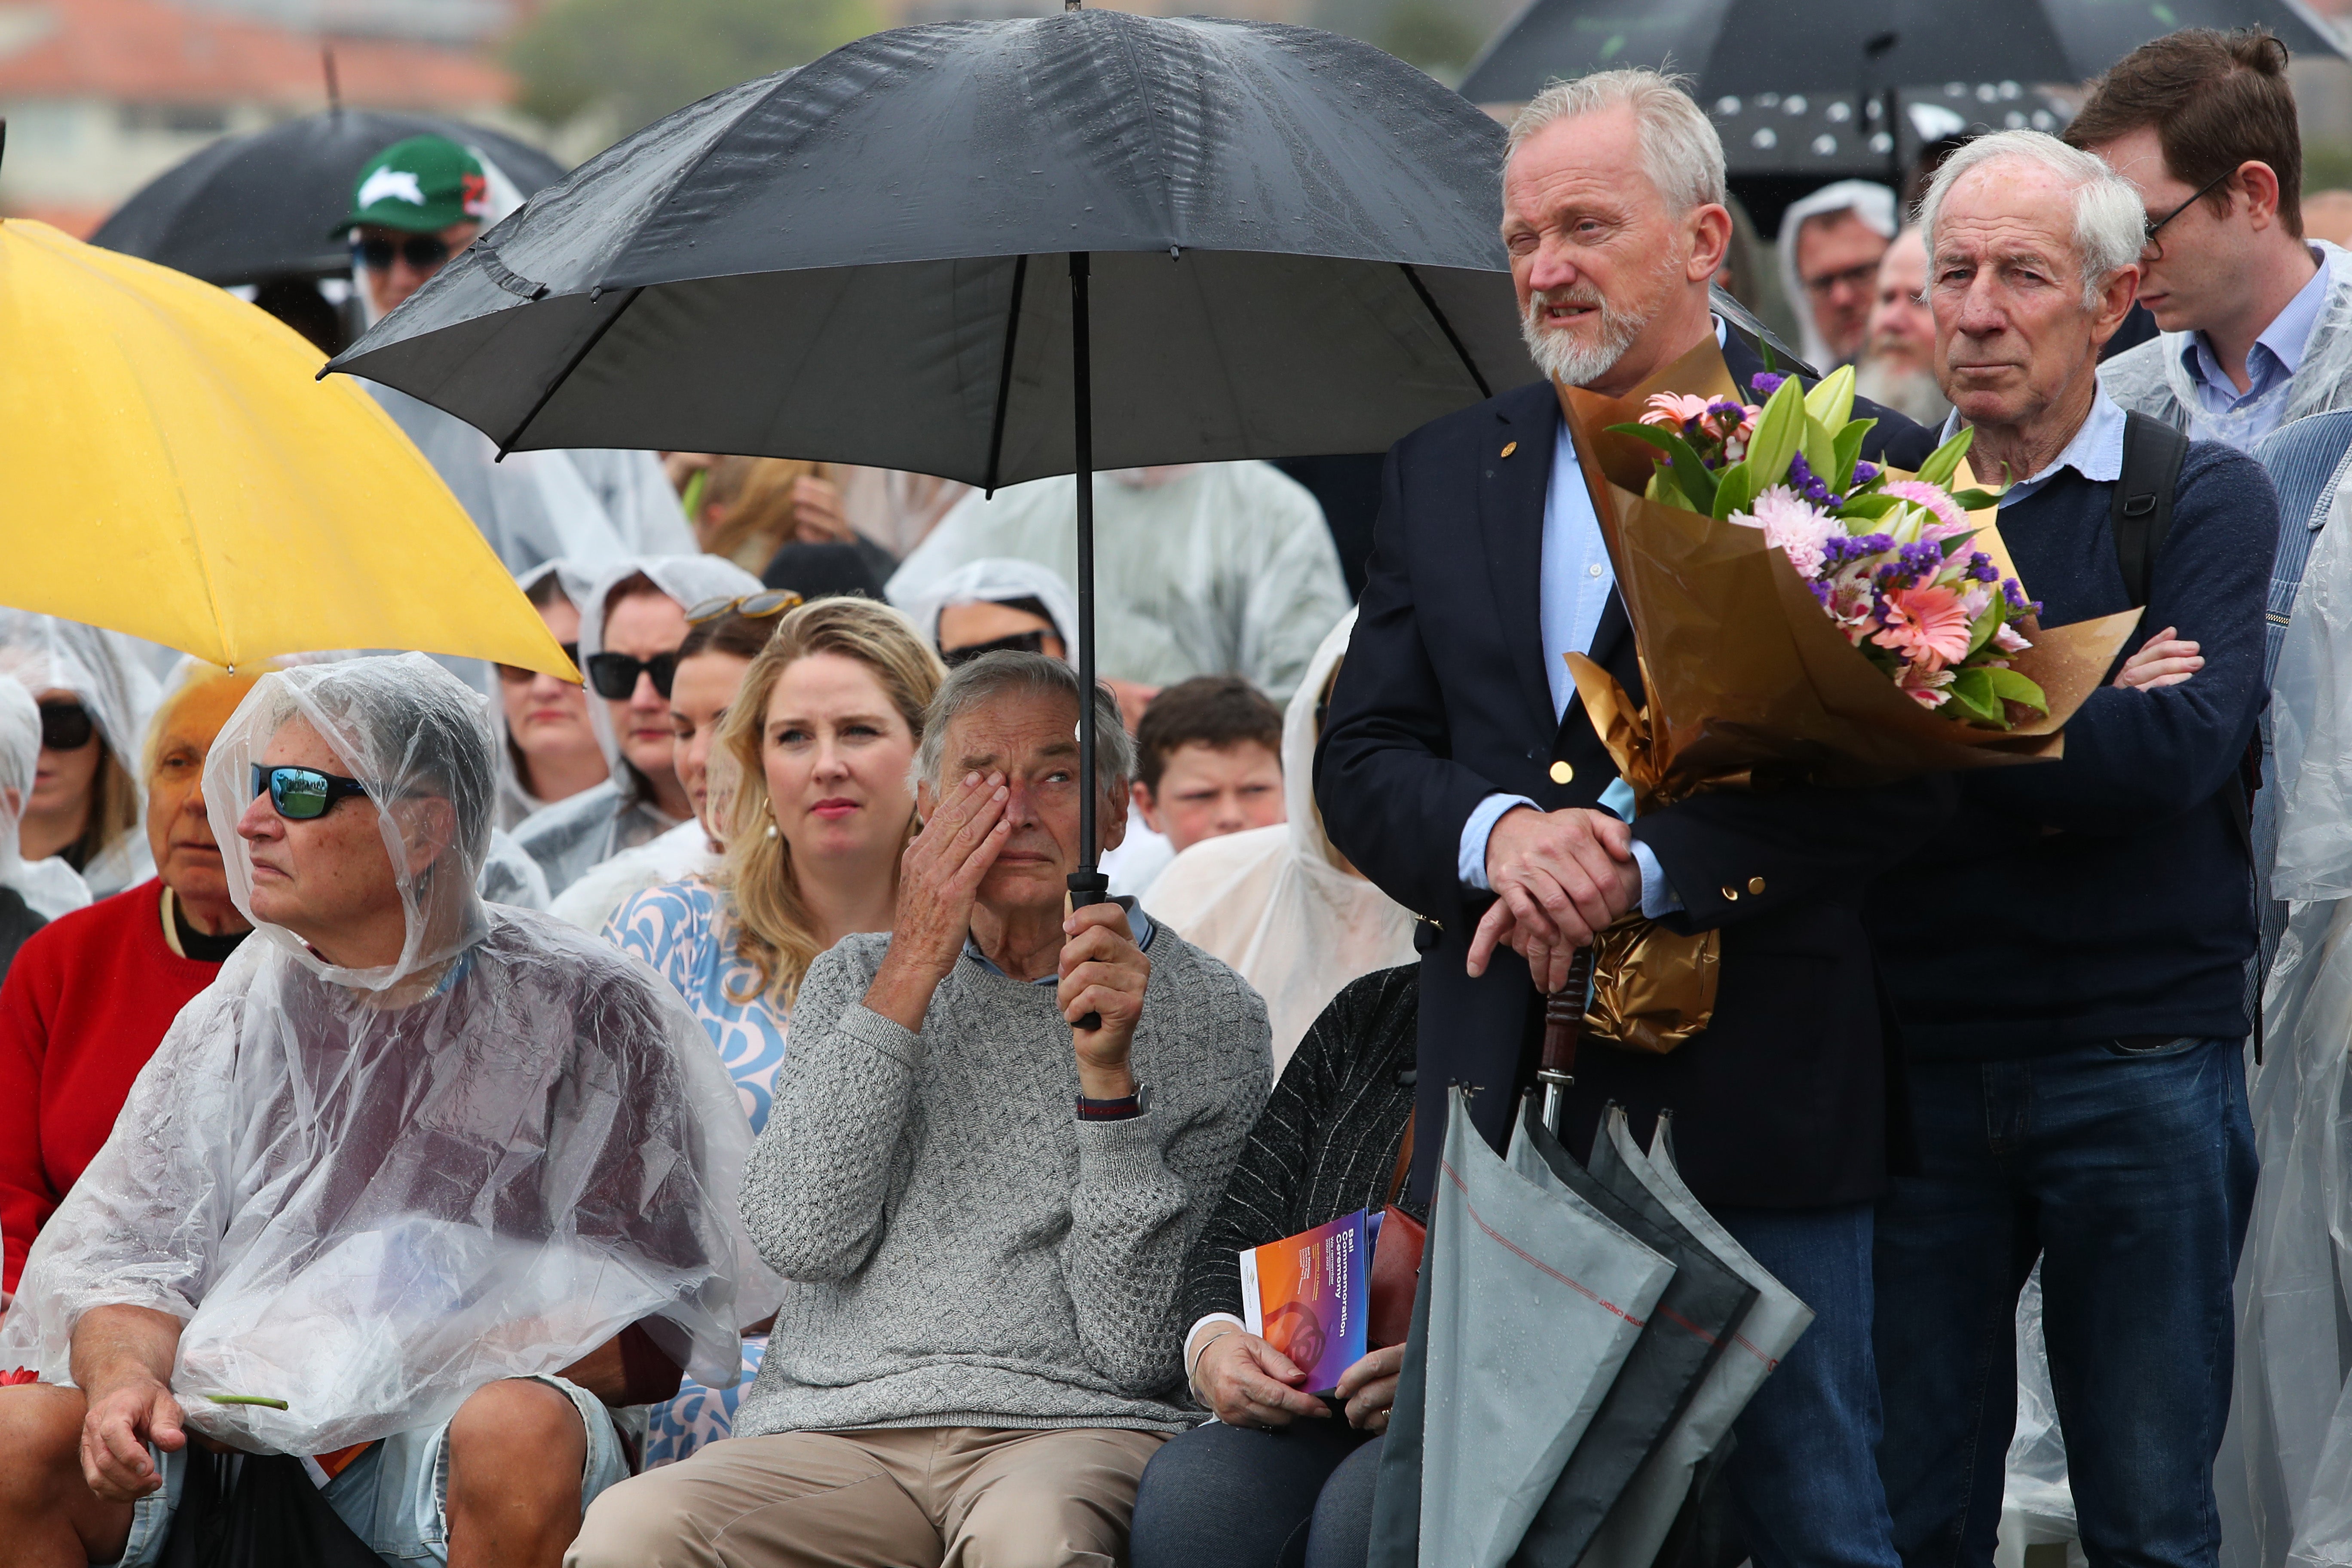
1239,1208,1370,1397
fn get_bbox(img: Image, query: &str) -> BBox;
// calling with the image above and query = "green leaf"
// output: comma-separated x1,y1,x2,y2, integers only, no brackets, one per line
1803,364,1857,430
1712,463,1756,521
1965,598,2004,657
1915,425,1976,490
1942,667,2005,726
1832,417,1875,492
1943,487,2004,511
1743,374,1807,491
1801,413,1839,496
1606,423,1718,512
1982,665,2049,715
1838,493,1904,519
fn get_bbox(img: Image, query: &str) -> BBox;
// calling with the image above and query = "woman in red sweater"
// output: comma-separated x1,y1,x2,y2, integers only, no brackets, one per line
0,668,256,1302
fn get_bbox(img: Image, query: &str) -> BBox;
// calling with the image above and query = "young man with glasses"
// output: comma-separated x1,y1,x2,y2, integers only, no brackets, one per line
2071,28,2352,450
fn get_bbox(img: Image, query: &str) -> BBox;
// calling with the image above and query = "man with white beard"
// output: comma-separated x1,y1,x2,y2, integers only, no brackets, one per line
1854,227,1954,427
1315,68,1945,1566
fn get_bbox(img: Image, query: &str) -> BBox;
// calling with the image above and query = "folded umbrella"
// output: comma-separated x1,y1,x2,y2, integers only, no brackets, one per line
0,212,574,677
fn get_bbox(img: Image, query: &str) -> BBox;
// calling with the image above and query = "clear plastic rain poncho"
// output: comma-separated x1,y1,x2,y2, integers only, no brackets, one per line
0,676,91,921
496,559,600,832
512,555,761,897
0,610,161,898
892,555,1081,655
2220,493,2352,1565
1143,609,1417,1072
0,654,759,1455
886,463,1351,701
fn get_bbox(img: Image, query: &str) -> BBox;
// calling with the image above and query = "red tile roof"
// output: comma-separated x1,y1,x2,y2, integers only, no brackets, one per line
0,0,514,109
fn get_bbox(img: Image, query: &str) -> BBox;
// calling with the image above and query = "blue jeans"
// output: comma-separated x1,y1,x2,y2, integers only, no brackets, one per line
1873,1038,2257,1568
1130,1419,1382,1568
1713,1204,1902,1568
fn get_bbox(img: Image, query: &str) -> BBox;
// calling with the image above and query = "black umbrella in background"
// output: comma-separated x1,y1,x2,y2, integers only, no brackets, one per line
92,107,567,287
328,5,1537,916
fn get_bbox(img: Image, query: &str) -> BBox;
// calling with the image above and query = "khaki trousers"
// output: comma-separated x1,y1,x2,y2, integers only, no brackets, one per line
565,1425,1169,1568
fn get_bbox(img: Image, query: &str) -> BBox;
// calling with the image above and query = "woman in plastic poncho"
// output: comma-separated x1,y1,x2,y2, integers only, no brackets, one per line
605,596,945,1464
496,562,611,830
0,654,757,1568
0,613,160,899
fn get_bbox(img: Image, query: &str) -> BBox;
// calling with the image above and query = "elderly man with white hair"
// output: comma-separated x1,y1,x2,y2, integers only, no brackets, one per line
570,650,1271,1568
1317,67,1947,1568
1862,131,2277,1568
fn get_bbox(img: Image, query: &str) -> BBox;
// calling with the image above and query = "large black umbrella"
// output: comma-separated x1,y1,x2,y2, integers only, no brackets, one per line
92,109,568,288
1459,0,2346,108
327,7,1536,899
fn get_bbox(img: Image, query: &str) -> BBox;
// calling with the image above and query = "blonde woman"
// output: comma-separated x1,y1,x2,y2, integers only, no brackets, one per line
605,596,945,1464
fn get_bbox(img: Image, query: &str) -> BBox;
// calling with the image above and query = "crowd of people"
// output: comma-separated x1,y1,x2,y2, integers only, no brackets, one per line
0,21,2346,1568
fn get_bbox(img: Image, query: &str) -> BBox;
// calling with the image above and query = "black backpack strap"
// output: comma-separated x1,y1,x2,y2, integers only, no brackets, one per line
2111,410,2190,609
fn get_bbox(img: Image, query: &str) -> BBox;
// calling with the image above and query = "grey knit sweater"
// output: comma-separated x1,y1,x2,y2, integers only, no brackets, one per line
732,921,1272,1438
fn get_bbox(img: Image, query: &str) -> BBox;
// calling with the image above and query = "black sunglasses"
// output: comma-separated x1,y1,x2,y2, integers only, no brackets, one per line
586,649,681,701
496,643,580,685
251,764,370,821
38,700,94,752
353,233,455,273
942,629,1056,668
2142,168,2236,261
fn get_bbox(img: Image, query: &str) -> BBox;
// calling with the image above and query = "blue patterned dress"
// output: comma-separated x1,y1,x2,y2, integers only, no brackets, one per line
606,878,790,1465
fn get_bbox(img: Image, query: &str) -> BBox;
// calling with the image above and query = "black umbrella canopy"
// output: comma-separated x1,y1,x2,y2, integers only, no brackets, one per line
1458,0,2346,106
328,10,1534,485
92,110,568,287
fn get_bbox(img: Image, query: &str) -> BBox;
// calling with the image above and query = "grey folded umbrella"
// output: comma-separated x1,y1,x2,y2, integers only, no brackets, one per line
1404,1089,1676,1567
1507,1101,1757,1566
1577,1107,1816,1568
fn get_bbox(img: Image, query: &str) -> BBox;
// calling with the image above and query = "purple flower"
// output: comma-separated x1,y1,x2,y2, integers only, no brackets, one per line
1786,452,1841,508
1853,460,1880,485
1966,552,1999,584
1750,371,1788,399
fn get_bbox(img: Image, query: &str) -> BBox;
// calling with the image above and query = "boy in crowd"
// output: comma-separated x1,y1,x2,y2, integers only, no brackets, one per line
1130,677,1287,857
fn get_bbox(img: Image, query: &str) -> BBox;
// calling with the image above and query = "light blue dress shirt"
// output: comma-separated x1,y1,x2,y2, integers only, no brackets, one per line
1938,383,2126,504
2177,244,2331,450
1454,323,1736,916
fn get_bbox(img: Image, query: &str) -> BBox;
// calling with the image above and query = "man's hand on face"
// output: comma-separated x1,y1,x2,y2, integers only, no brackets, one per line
789,475,851,545
1469,806,1642,991
864,771,1011,1032
2113,625,2203,691
1060,900,1149,1098
80,1375,185,1502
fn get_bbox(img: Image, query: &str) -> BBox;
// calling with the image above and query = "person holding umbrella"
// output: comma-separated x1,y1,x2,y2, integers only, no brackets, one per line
1314,68,1945,1565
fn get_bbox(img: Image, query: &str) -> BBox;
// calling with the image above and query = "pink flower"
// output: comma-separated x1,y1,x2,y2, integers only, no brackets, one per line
1871,585,1975,672
1897,666,1956,708
1882,479,1974,540
1733,485,1840,579
1994,623,2032,653
1641,392,1714,428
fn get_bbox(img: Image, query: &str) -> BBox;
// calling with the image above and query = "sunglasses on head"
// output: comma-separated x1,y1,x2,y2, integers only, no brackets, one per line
686,589,801,625
941,629,1056,668
496,643,581,685
251,764,370,821
38,701,94,752
353,233,455,273
585,650,681,701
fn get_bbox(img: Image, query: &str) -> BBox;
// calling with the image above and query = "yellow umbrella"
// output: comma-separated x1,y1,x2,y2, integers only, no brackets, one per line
0,218,576,677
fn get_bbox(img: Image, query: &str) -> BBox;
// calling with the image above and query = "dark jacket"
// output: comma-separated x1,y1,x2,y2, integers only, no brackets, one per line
1868,441,2277,1057
1316,329,1948,1210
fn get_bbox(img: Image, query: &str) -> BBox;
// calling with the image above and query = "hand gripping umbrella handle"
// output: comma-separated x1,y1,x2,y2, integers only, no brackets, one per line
1068,870,1111,1032
1538,946,1596,1138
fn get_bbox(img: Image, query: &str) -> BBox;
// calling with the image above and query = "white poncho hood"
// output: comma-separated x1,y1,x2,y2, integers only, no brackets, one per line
0,677,91,920
0,654,758,1454
0,610,161,898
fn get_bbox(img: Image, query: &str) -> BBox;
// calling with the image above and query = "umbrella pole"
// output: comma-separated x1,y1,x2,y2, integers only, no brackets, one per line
1539,948,1594,1137
1068,250,1112,923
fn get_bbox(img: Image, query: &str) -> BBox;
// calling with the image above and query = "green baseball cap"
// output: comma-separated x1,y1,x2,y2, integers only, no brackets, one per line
339,135,492,236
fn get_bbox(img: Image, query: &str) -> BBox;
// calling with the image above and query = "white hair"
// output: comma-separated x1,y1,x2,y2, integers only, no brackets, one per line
1916,130,2144,311
1506,68,1727,215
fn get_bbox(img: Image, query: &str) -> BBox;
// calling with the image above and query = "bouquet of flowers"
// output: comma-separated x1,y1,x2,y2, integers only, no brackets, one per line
1620,366,2046,729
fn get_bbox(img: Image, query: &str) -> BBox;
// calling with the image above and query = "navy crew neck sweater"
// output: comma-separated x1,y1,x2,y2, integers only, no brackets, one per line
1868,440,2278,1060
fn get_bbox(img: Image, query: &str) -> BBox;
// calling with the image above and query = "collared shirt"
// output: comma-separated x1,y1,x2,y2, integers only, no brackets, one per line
1938,383,2126,508
1452,323,1735,913
962,898,1158,985
2177,244,2331,449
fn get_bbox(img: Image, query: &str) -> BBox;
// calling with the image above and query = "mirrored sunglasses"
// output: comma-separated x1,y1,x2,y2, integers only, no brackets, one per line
251,763,370,821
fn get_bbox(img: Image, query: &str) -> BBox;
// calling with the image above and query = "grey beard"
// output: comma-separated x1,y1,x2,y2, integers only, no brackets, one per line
1521,288,1650,388
1853,360,1953,427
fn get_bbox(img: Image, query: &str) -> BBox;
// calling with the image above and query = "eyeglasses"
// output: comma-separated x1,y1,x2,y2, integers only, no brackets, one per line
686,589,801,625
1801,258,1882,299
352,233,455,273
2142,168,2236,261
941,629,1056,668
495,643,580,685
38,701,94,752
251,763,370,821
586,649,680,701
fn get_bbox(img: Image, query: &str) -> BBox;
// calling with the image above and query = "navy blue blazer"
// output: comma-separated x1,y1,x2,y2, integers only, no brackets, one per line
1315,329,1951,1209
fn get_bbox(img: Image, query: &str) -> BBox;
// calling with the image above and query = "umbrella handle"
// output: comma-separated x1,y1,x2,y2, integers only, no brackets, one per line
1067,870,1111,1031
1537,947,1594,1137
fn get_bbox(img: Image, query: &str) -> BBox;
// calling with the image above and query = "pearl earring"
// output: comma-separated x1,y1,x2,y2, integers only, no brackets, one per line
765,822,779,839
